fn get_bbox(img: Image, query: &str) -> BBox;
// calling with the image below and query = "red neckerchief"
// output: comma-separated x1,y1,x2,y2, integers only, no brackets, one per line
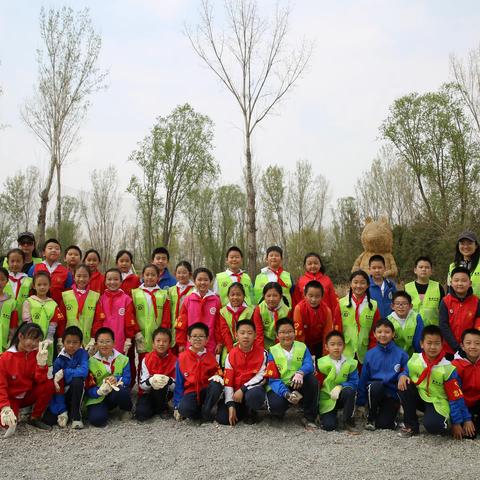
175,284,193,318
227,304,246,331
73,285,89,318
270,267,288,288
268,305,280,325
101,356,116,372
351,294,366,327
304,271,322,282
231,271,243,283
141,286,160,319
415,350,446,394
8,275,22,297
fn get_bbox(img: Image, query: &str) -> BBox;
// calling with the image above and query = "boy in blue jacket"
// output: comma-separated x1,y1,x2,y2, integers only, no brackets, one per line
43,326,89,429
265,318,318,430
368,255,396,318
357,318,408,430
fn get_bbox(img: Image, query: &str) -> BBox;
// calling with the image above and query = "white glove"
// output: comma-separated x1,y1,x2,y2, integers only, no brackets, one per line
110,378,124,392
290,372,304,389
208,375,224,385
135,332,147,354
150,374,169,390
54,369,64,392
173,409,182,421
57,411,68,428
123,338,132,355
57,338,63,353
86,338,96,356
97,380,113,396
36,341,49,367
286,390,303,405
0,407,17,428
330,385,342,401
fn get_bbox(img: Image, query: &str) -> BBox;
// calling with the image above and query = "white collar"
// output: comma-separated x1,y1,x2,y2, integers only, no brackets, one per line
226,301,248,311
193,289,215,299
43,261,60,274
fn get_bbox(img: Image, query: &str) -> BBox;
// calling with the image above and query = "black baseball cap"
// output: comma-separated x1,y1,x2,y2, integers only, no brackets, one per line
457,231,478,243
17,232,36,243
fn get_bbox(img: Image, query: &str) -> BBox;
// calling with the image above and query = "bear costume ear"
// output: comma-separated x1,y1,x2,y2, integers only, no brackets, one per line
365,217,373,224
379,216,389,225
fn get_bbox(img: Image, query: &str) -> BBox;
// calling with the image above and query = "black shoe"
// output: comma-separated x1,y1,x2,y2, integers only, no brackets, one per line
29,418,52,431
243,411,260,425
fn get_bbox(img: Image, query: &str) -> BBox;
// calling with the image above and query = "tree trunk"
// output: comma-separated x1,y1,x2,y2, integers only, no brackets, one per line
56,161,62,237
245,134,257,279
36,153,57,248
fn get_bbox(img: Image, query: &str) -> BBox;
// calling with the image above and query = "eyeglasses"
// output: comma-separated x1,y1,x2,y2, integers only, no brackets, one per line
189,335,206,340
97,340,113,345
393,303,410,307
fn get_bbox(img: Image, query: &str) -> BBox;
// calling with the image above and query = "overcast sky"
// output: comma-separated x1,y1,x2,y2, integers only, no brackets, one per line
1,0,479,209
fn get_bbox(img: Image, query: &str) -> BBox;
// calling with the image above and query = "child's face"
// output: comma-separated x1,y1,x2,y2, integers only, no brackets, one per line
266,251,282,270
117,254,132,273
226,251,242,271
143,267,159,288
236,324,255,350
194,272,211,294
188,328,208,351
414,261,432,281
305,256,321,274
451,272,471,297
374,325,394,345
153,333,170,354
84,252,100,272
176,266,191,284
65,249,81,268
228,286,245,308
152,254,168,272
277,324,295,349
105,272,121,291
305,286,323,308
17,333,40,353
369,260,385,280
326,335,344,360
459,239,477,259
7,252,24,273
351,274,368,297
421,334,443,359
462,333,480,362
44,242,61,263
392,296,412,319
264,288,282,310
34,276,50,297
96,333,114,357
0,274,8,292
74,268,90,290
63,334,82,356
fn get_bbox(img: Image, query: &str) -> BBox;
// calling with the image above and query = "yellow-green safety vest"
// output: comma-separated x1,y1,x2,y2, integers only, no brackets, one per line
404,280,441,327
0,296,16,353
269,341,307,389
2,257,42,269
339,295,377,364
254,270,293,307
388,310,419,356
448,262,480,298
317,355,358,414
4,276,32,320
258,300,291,350
215,271,255,307
62,289,100,347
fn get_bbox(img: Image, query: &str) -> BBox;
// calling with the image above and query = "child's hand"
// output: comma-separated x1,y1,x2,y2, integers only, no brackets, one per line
54,369,64,392
86,339,96,356
290,372,304,390
451,424,464,440
208,375,224,385
105,376,116,386
123,338,132,355
36,341,49,367
228,406,238,426
57,338,63,353
463,420,476,438
330,385,342,401
173,409,183,421
233,389,244,403
97,380,113,397
397,375,410,391
135,332,147,354
215,344,223,355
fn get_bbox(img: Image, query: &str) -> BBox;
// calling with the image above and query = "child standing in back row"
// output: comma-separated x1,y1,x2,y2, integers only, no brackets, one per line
4,248,31,322
151,247,176,290
116,250,140,297
0,267,16,353
368,254,396,319
83,249,105,294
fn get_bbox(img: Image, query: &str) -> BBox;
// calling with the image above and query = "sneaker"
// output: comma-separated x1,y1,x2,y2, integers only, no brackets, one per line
71,420,84,430
345,420,361,435
57,412,68,428
364,422,376,431
119,410,131,421
28,418,52,431
301,417,318,431
398,426,417,438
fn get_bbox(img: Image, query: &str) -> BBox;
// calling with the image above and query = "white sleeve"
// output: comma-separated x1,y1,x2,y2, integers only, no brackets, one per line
139,358,151,392
243,350,268,389
213,277,219,295
224,353,234,403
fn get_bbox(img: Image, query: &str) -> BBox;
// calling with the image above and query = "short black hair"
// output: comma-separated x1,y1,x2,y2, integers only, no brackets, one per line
275,318,294,333
369,254,385,266
325,330,344,344
451,266,471,278
193,267,213,281
104,268,122,279
461,328,480,342
142,263,160,275
266,245,283,258
392,291,412,304
226,246,243,258
421,325,443,341
236,319,256,332
63,325,83,343
74,264,91,277
414,256,433,267
375,318,395,332
151,247,170,261
65,245,82,257
152,326,172,342
95,327,115,341
43,238,61,251
188,322,209,337
228,282,245,296
303,252,325,273
304,280,324,295
10,322,44,348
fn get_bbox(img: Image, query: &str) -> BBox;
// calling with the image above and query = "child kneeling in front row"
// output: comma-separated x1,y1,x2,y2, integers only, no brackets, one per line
317,331,359,432
398,325,471,439
85,327,132,427
44,326,89,429
136,327,177,421
173,323,224,422
265,318,318,429
216,320,267,426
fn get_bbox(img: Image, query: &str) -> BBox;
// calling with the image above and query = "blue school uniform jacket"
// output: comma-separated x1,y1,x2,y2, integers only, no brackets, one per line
158,268,177,290
369,276,396,318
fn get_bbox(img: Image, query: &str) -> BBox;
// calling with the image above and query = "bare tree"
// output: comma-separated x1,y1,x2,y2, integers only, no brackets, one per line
187,0,312,278
21,6,107,246
81,165,120,267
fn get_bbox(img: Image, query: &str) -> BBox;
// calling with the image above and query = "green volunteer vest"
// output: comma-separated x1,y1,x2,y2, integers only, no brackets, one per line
408,353,455,419
448,262,480,298
0,297,16,352
220,304,254,365
269,341,307,386
4,276,32,320
132,288,168,352
317,355,358,414
388,310,418,356
62,289,100,347
26,297,58,365
2,256,42,269
254,271,292,306
405,280,440,327
339,295,377,364
259,301,291,349
85,354,129,406
168,285,194,347
216,271,255,307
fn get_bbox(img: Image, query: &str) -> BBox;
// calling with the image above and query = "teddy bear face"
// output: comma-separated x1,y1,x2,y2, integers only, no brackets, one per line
361,217,393,253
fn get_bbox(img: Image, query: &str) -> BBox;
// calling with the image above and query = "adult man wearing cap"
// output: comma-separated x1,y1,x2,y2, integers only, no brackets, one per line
448,231,480,297
2,232,42,273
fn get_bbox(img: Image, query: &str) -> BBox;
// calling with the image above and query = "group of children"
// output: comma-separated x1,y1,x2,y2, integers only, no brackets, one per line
0,230,480,441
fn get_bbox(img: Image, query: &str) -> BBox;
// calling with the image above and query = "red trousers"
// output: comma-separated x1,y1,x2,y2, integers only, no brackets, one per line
9,380,55,419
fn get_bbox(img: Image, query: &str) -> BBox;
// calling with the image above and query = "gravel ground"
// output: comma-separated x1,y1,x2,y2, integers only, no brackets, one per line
2,412,480,480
